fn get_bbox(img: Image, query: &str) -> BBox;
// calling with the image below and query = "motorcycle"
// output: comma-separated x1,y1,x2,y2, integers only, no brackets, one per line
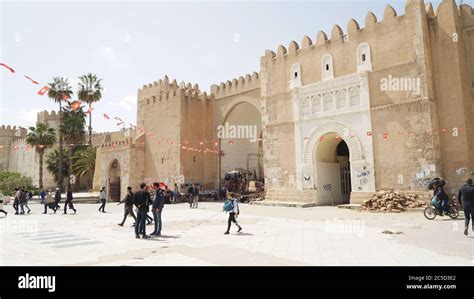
423,196,460,220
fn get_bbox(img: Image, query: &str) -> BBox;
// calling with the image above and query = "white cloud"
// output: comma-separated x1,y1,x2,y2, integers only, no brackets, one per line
110,95,137,112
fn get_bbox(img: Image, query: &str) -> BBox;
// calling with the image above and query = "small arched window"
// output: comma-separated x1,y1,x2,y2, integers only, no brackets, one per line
321,54,334,81
323,93,334,111
349,87,360,106
290,63,302,89
312,95,321,113
336,91,346,109
301,98,310,115
357,42,372,73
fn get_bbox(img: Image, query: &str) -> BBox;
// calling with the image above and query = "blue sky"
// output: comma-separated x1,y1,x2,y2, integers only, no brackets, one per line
0,0,460,132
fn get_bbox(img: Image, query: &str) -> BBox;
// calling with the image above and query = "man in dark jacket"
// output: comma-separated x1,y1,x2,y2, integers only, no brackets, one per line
188,183,199,209
134,183,151,239
54,188,62,213
64,186,77,214
458,178,474,236
151,182,165,237
118,186,136,227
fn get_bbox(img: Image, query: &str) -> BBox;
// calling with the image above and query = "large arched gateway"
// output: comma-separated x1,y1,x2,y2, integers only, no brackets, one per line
108,159,121,202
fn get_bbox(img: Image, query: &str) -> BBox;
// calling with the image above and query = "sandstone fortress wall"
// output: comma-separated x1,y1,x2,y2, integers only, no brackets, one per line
3,0,473,205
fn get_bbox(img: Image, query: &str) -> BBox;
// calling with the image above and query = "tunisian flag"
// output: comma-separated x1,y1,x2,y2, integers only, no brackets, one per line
24,75,39,85
0,63,15,73
37,85,50,96
103,113,110,119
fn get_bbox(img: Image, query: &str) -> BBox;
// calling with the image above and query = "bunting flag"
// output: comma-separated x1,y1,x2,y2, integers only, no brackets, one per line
114,116,123,122
116,122,124,126
383,133,388,139
367,131,372,136
24,75,39,85
103,113,110,119
0,63,15,73
63,94,70,100
71,101,81,111
86,107,94,114
37,85,49,96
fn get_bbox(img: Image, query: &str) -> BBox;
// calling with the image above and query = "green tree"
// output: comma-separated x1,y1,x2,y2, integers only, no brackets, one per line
47,77,73,189
78,73,103,145
46,148,70,183
25,122,56,189
61,101,87,184
0,172,36,196
72,146,97,178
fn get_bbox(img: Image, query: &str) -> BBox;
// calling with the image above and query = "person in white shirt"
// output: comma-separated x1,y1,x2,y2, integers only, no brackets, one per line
224,192,242,235
0,192,7,216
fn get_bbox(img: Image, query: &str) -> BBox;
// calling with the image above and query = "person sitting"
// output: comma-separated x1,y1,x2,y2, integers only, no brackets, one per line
434,179,450,215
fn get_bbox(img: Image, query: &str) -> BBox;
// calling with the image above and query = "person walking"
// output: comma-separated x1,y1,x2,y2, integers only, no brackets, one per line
134,183,151,239
118,186,136,227
151,182,165,237
39,189,46,205
189,183,199,209
64,186,77,214
23,190,32,214
44,189,55,214
224,192,243,235
13,187,20,215
98,187,107,213
0,192,8,217
19,187,26,214
458,178,474,236
54,188,62,213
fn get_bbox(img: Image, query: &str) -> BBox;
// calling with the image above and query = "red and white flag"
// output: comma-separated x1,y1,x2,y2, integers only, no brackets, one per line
0,63,15,73
113,116,123,122
37,85,49,96
103,113,110,119
24,75,39,85
71,101,81,111
116,122,124,126
86,107,94,114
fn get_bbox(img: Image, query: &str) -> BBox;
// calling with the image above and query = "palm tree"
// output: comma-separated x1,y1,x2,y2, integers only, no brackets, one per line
72,146,96,178
47,77,73,189
78,73,103,145
46,148,70,183
25,122,56,189
61,101,87,185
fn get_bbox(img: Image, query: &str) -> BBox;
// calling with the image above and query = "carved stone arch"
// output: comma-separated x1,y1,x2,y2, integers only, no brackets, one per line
218,96,262,126
303,121,363,164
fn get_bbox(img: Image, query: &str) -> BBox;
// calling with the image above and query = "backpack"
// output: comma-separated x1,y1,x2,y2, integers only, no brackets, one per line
223,199,234,212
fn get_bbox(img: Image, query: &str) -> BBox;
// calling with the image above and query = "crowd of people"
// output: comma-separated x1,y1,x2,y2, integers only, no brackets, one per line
1,177,472,238
0,186,77,216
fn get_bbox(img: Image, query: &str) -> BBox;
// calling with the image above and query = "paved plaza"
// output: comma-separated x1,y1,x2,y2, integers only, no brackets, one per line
0,202,473,266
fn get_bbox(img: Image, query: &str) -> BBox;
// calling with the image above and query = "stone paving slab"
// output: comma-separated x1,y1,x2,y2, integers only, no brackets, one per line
0,202,472,266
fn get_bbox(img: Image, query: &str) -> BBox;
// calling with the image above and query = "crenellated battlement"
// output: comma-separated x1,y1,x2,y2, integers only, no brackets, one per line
262,0,441,62
0,125,26,138
37,110,59,122
210,72,260,99
138,75,214,103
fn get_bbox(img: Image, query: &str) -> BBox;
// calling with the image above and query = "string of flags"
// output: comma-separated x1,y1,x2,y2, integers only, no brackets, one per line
1,61,470,153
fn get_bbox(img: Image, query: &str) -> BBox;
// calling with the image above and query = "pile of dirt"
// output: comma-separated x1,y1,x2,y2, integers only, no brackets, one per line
360,190,426,213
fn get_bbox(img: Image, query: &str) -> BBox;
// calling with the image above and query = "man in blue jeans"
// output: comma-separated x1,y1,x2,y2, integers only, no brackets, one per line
151,182,165,237
133,183,151,239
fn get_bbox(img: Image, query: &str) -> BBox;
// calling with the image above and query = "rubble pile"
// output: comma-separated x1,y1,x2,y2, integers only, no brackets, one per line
360,190,426,213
